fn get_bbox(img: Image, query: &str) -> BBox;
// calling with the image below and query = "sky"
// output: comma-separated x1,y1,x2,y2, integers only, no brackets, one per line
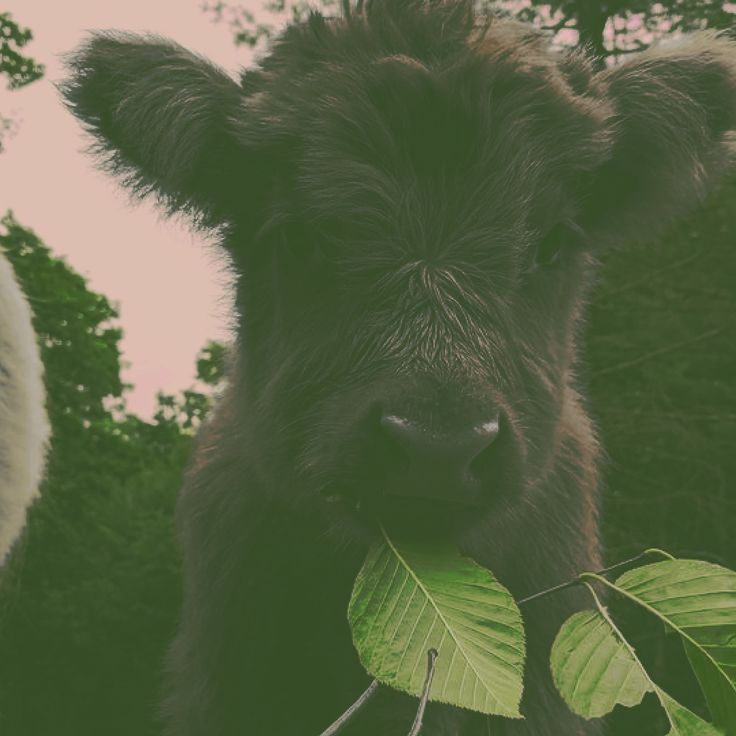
4,2,734,418
0,1,262,418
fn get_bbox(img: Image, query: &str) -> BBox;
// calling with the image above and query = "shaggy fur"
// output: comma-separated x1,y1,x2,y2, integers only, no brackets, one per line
63,1,736,734
0,249,48,564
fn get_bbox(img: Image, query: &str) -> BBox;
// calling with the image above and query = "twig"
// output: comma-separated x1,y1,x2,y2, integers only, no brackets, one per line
595,250,702,300
540,13,574,32
407,649,438,736
517,549,667,606
591,327,723,378
318,679,380,736
643,547,675,561
320,550,673,735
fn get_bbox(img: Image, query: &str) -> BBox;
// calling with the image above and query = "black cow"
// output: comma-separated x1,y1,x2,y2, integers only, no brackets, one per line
63,2,736,733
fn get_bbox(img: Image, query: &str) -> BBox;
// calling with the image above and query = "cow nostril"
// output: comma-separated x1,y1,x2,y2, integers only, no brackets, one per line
376,415,412,475
378,412,501,500
468,416,504,484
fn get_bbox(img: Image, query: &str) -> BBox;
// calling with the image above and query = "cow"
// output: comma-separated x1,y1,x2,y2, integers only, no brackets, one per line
0,248,48,565
63,1,736,733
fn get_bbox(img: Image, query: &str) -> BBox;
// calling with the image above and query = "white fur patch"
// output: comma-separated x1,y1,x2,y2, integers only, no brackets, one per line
0,248,49,564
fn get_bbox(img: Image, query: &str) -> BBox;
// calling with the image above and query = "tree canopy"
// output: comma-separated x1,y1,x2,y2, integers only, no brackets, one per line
0,214,224,736
204,0,736,62
0,12,43,89
1,12,44,151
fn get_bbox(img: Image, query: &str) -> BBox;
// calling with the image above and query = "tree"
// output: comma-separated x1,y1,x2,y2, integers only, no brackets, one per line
0,215,223,736
0,214,124,428
0,12,43,89
204,0,736,62
155,340,227,430
0,15,223,736
511,0,736,63
0,12,44,151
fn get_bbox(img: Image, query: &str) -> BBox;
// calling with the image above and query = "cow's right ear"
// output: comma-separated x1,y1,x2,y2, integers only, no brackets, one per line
62,33,252,226
578,32,736,248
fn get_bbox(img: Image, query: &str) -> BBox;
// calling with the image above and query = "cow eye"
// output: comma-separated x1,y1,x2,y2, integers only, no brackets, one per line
531,221,586,271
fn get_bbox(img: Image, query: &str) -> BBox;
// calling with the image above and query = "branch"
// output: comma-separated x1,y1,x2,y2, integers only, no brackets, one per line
318,650,438,736
596,250,702,300
407,649,439,736
517,549,671,606
592,327,723,379
321,551,674,734
540,13,575,33
318,679,380,736
606,41,651,57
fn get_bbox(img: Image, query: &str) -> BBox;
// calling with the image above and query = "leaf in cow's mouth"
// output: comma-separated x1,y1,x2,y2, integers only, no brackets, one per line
347,524,526,717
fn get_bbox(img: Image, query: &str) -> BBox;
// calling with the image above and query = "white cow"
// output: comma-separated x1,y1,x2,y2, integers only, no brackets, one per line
0,249,49,563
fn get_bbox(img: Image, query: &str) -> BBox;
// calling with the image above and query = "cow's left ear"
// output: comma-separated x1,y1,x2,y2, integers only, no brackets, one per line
579,32,736,247
63,33,251,226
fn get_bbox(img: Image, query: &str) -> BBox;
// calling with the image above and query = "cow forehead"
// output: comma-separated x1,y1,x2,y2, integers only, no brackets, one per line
286,67,601,234
241,23,613,203
294,146,565,268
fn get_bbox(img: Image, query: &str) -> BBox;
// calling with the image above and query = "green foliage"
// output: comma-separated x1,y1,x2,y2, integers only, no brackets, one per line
551,602,721,735
582,178,736,736
551,556,736,734
582,559,736,733
349,549,736,734
154,341,226,430
0,12,44,89
0,213,124,430
0,214,217,736
0,12,44,152
512,1,735,59
196,340,227,385
203,0,326,48
551,609,654,718
584,173,736,735
686,644,736,734
204,0,735,54
589,174,736,567
348,527,525,716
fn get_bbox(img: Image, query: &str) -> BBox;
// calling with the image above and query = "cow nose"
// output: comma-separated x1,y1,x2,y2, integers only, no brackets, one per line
379,412,500,504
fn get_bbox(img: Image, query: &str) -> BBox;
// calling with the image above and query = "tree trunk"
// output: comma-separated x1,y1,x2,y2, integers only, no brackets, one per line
575,0,609,68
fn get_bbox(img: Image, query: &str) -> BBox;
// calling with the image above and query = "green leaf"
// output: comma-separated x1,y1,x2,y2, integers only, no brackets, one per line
585,559,736,732
348,527,525,717
684,642,736,731
550,610,653,718
551,585,722,734
656,689,722,736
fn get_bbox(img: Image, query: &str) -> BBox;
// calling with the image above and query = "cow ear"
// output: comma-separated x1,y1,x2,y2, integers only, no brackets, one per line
579,32,736,247
62,33,249,226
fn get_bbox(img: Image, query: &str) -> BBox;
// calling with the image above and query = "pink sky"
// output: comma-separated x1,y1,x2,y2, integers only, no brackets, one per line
4,2,733,418
0,1,263,418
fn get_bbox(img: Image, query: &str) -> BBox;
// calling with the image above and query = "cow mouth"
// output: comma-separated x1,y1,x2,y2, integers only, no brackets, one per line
315,428,517,543
320,483,488,543
377,496,484,541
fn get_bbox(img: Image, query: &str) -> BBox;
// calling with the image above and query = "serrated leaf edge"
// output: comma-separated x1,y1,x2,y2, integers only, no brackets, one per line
582,564,736,711
349,527,525,718
579,582,723,735
379,526,524,712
